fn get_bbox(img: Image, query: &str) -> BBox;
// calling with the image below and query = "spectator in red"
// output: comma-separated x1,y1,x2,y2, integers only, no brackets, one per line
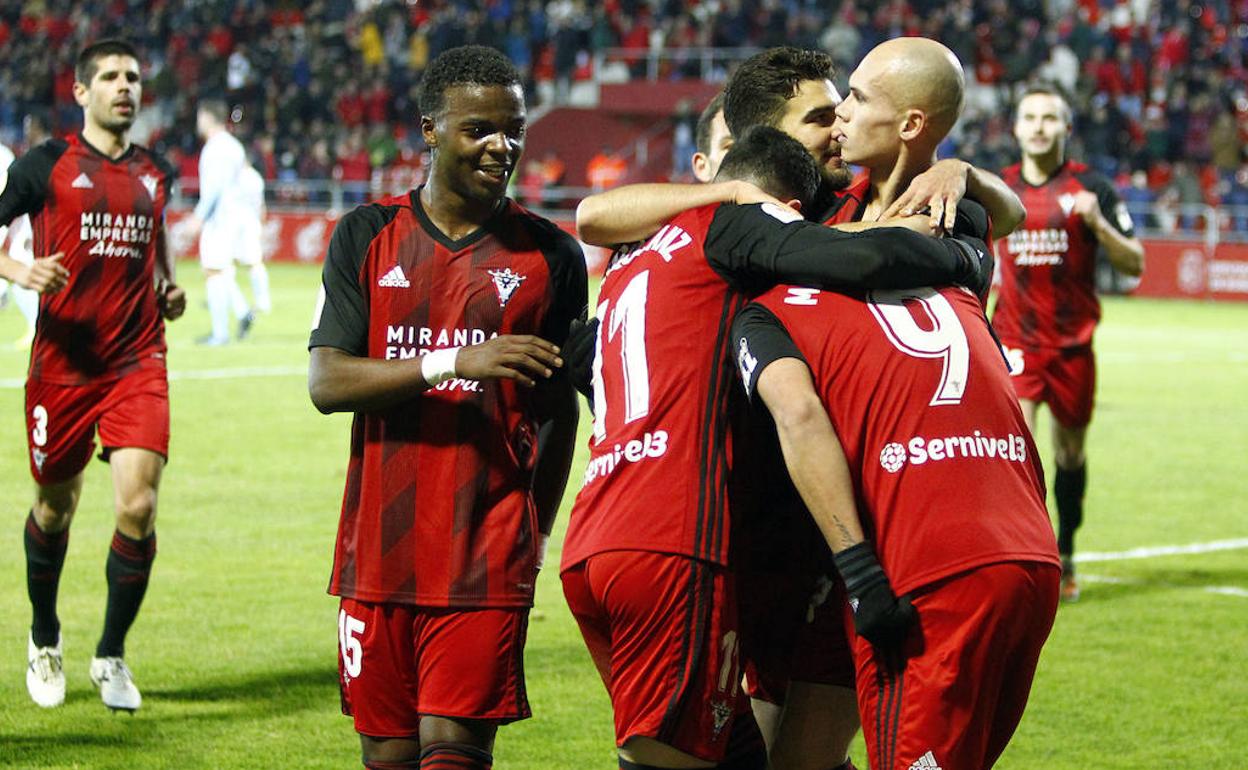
586,146,627,191
336,80,366,128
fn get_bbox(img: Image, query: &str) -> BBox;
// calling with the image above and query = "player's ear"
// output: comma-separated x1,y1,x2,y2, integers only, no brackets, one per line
691,152,711,183
785,198,803,213
899,109,925,142
72,81,89,107
421,115,438,149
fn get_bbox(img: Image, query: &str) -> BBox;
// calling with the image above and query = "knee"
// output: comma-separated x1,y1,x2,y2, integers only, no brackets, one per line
33,490,79,533
116,488,157,532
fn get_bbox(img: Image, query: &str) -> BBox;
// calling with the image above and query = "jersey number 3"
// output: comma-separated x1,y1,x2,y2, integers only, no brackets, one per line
867,288,969,406
591,270,651,443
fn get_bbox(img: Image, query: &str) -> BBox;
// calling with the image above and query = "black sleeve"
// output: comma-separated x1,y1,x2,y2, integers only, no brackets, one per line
730,302,807,403
1076,170,1136,238
149,149,178,198
526,216,589,347
704,202,986,295
0,141,62,228
948,198,993,296
308,204,397,355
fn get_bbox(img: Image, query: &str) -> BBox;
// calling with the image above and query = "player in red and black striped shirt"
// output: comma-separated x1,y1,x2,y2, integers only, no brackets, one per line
0,39,185,713
308,46,586,770
996,84,1145,601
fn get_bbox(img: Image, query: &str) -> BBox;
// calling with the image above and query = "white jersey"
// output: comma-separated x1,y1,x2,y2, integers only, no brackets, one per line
194,130,248,229
235,164,265,231
0,142,13,250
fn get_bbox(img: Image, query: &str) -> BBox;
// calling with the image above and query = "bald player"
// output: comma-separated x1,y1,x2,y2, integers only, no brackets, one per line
691,93,733,183
739,38,1059,770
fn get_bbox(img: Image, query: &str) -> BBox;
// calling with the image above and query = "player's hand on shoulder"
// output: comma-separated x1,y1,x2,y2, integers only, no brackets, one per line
456,334,564,388
157,280,187,320
1071,190,1102,226
22,253,70,294
882,158,970,232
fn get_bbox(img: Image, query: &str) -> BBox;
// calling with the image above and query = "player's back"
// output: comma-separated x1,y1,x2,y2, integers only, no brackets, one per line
751,284,1059,594
564,204,745,570
994,161,1113,348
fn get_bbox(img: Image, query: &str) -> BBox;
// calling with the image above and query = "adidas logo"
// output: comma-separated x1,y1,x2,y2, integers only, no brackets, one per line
71,173,94,189
377,265,410,288
908,750,943,770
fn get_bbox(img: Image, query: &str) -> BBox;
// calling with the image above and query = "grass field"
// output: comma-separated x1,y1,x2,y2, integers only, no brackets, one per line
0,263,1245,768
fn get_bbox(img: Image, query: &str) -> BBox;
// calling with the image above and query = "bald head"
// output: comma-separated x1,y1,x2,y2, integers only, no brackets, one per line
859,37,965,141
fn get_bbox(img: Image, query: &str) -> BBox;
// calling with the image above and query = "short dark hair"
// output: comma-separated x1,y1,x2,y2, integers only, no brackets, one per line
23,108,52,139
198,98,229,124
723,47,834,138
715,125,820,209
1017,82,1072,122
418,45,522,119
695,92,725,156
76,39,140,85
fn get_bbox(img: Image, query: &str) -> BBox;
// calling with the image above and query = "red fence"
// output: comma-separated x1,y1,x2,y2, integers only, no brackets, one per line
168,210,1247,301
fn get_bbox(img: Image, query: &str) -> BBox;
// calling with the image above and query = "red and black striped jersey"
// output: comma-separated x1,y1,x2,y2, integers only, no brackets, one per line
562,201,992,571
0,134,174,384
993,160,1134,348
309,190,587,608
734,285,1060,595
815,174,871,226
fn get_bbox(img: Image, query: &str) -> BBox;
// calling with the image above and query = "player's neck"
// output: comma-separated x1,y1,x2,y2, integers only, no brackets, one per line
420,177,503,241
863,148,928,220
80,123,130,159
1021,152,1062,185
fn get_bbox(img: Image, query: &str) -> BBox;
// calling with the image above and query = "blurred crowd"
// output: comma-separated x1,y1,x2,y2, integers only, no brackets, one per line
0,0,1245,225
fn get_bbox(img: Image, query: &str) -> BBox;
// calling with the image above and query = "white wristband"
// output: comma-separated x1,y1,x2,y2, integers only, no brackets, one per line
421,347,460,387
536,532,551,571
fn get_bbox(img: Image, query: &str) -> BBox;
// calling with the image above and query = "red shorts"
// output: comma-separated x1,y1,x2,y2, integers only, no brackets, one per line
561,551,749,762
739,570,856,705
1000,342,1096,428
850,561,1060,770
336,598,531,738
25,367,170,485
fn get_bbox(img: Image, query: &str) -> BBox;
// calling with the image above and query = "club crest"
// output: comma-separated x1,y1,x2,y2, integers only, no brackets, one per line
488,267,526,308
139,174,159,200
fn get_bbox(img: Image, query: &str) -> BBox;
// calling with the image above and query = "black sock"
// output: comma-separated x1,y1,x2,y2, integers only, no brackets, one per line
96,530,157,658
25,512,69,648
1054,462,1087,557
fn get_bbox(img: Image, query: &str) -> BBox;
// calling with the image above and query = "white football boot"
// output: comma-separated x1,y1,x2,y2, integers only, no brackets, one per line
89,656,142,712
26,633,66,708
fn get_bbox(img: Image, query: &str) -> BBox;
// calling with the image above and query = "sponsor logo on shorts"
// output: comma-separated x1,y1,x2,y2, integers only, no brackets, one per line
908,750,943,769
582,430,668,484
31,448,47,472
710,699,733,738
878,431,1029,474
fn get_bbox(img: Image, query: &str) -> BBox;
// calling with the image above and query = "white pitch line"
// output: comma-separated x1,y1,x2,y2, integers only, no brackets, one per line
1079,573,1248,599
1074,538,1248,563
0,365,306,389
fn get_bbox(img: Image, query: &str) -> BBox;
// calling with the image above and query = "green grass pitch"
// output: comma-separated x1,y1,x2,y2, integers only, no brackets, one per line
0,263,1244,768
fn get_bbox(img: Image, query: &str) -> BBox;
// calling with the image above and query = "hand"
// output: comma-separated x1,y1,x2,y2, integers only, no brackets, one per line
833,542,917,651
730,180,786,208
1070,190,1102,227
455,334,563,388
563,317,599,398
158,280,187,320
881,159,969,232
18,253,70,294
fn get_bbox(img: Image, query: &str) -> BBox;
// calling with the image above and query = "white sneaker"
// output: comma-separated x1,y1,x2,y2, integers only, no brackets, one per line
26,633,66,708
89,656,142,712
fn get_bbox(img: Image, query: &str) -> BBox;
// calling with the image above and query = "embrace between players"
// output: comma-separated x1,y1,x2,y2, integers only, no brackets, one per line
307,39,1064,770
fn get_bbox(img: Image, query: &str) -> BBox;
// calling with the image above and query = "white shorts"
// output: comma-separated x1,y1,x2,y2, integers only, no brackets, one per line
200,223,263,270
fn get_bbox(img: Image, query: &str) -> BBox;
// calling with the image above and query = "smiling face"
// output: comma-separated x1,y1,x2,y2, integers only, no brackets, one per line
74,54,141,134
423,83,526,204
774,78,852,189
1014,92,1070,163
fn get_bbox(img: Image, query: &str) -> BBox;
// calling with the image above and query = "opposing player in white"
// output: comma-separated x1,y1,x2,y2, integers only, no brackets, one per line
233,158,271,314
187,99,254,345
1,141,40,349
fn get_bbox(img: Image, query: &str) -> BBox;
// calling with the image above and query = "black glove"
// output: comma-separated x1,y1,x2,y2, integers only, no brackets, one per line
564,317,599,400
833,542,917,650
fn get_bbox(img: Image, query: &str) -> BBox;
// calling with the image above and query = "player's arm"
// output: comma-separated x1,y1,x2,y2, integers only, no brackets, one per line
0,147,69,293
1075,176,1145,277
154,223,186,320
575,181,783,247
706,201,991,295
880,159,1026,237
732,303,915,649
